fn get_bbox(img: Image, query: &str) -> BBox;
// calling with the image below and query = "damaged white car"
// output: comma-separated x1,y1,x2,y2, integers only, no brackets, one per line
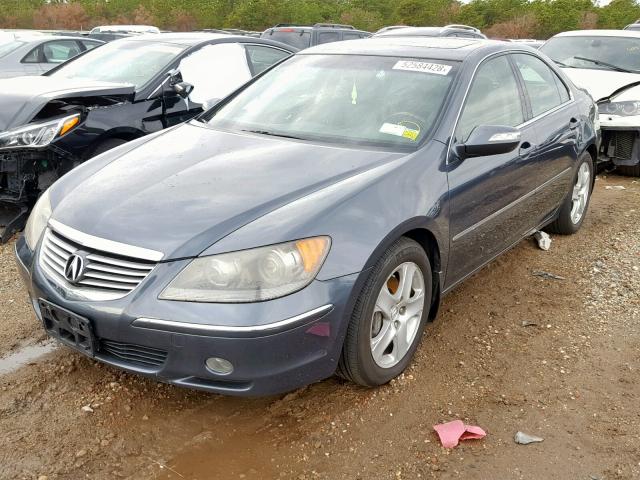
542,29,640,176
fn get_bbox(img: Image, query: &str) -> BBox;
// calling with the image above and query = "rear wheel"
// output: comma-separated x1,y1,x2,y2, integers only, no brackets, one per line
547,152,593,235
617,164,640,177
337,238,432,387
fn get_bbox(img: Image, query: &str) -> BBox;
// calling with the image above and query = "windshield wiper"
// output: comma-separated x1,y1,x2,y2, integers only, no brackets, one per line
573,56,639,73
240,129,305,140
551,59,573,68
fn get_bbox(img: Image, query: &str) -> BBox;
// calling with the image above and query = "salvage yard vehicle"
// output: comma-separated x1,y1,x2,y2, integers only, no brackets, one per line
16,38,597,396
541,30,640,176
0,33,103,78
0,33,296,242
261,23,370,49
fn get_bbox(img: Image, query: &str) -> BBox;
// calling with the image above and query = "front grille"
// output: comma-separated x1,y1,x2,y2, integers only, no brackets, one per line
100,339,168,368
40,228,156,298
610,131,636,160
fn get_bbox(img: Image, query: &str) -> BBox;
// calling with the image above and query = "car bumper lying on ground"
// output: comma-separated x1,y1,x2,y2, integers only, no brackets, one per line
15,235,358,396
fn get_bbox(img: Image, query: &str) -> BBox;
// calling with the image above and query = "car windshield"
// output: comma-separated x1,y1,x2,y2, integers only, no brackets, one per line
541,36,640,73
49,40,186,89
0,40,26,58
206,54,456,150
262,30,311,49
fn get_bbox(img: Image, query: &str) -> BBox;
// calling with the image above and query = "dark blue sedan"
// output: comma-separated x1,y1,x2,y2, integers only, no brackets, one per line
15,38,598,396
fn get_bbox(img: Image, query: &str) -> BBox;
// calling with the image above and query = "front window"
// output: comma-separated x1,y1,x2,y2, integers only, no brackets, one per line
541,36,640,73
205,54,457,150
49,40,186,89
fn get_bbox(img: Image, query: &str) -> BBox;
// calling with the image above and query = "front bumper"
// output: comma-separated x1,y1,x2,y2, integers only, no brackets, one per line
15,236,360,396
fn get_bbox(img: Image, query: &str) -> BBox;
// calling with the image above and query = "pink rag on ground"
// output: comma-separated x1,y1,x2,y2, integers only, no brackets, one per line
433,420,486,448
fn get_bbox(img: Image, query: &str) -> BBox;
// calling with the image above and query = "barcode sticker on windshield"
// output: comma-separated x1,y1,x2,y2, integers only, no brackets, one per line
379,123,420,141
392,61,452,75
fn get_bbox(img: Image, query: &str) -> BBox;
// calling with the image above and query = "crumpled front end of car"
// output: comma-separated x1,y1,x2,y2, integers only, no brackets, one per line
597,87,640,173
0,147,77,243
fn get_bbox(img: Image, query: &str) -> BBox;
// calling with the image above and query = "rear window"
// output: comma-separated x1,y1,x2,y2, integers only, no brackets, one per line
262,29,311,49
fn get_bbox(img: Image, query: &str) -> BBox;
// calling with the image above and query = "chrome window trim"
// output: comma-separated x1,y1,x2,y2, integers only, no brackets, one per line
446,50,575,165
133,304,333,336
48,219,164,262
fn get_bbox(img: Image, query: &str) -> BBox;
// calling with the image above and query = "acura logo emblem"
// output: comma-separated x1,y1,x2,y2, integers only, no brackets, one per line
64,254,85,283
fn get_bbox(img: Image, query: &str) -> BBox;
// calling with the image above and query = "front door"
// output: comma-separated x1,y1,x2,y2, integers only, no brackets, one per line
446,54,539,287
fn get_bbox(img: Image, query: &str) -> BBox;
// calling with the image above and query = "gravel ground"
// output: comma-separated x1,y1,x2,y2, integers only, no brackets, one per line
0,174,638,480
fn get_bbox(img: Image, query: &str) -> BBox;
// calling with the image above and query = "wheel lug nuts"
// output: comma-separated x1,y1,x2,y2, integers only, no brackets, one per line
399,306,406,315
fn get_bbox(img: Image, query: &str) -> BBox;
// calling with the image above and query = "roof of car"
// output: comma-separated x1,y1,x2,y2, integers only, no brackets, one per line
553,29,640,38
375,26,484,38
8,34,102,44
375,27,445,37
120,32,278,46
302,37,507,61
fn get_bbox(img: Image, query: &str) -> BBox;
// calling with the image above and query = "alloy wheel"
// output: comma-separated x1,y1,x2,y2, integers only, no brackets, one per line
570,162,590,224
370,262,425,368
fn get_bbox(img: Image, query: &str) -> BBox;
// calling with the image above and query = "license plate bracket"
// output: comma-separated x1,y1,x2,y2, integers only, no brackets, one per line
38,299,96,357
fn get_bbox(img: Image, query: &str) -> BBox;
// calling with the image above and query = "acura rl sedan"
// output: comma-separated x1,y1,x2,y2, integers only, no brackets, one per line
16,38,598,396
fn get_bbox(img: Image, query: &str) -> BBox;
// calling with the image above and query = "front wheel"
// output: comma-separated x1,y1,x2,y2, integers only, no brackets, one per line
337,238,432,387
547,152,593,235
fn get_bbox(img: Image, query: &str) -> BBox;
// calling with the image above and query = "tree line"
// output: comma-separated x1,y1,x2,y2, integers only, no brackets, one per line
1,0,640,39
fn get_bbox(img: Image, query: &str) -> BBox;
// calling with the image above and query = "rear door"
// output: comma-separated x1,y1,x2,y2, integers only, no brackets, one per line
510,53,578,225
446,54,539,286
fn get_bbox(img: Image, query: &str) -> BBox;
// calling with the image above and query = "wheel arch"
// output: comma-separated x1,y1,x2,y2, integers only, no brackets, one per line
84,127,146,159
359,217,445,322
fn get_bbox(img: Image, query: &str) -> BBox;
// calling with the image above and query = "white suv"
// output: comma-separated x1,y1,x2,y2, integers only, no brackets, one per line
542,29,640,176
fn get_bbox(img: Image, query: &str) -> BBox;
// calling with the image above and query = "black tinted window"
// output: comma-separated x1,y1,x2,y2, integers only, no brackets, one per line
245,45,290,74
263,30,311,49
343,33,362,41
513,54,568,117
457,55,524,141
318,32,340,44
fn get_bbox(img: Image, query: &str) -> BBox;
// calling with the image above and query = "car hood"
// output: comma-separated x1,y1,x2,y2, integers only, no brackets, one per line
52,122,405,260
562,68,640,101
0,75,134,131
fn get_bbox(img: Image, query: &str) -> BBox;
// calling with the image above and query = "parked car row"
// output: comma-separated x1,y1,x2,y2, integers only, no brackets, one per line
7,26,602,397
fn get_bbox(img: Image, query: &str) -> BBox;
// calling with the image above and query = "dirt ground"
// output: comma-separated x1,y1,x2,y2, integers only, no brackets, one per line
0,174,638,480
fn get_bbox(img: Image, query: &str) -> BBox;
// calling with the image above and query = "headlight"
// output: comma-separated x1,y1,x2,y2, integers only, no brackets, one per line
598,101,640,117
24,189,52,251
0,114,80,149
160,237,331,303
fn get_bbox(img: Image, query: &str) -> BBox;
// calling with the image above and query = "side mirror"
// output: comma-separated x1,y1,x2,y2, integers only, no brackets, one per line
202,98,221,111
454,125,521,159
173,81,194,99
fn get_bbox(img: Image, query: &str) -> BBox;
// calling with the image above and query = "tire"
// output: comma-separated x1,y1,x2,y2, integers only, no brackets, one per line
547,151,594,235
337,237,432,387
617,164,640,177
89,138,129,158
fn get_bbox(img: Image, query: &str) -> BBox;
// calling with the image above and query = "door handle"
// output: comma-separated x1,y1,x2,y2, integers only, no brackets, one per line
569,117,579,130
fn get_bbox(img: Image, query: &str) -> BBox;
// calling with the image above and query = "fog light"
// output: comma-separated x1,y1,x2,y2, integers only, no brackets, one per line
205,357,234,375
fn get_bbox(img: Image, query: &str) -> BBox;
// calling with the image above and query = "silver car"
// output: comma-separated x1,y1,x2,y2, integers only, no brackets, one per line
0,33,104,78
